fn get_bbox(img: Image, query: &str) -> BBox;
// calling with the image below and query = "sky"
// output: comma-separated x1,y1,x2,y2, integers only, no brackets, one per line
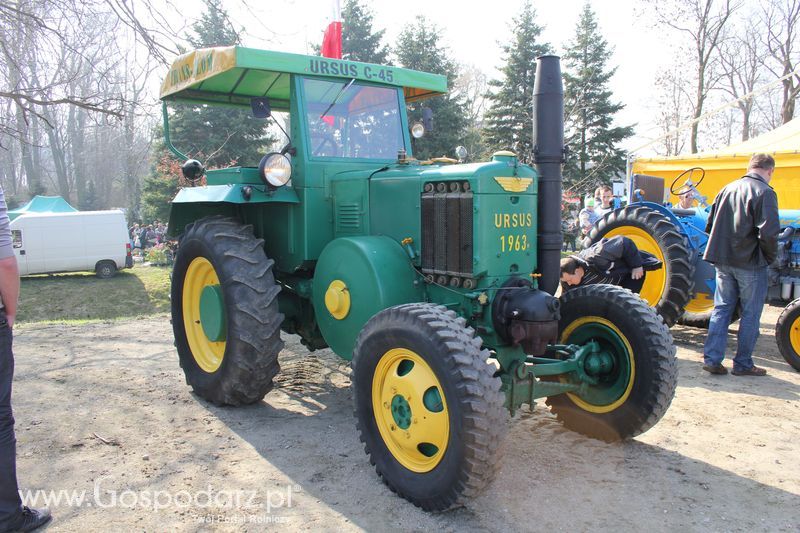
170,0,679,155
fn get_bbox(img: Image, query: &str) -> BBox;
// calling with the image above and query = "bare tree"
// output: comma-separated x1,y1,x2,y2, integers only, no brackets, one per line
719,25,764,140
653,66,692,156
646,0,739,152
762,0,800,124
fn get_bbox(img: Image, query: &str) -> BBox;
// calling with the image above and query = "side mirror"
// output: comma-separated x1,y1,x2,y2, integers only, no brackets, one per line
250,97,272,119
422,107,433,131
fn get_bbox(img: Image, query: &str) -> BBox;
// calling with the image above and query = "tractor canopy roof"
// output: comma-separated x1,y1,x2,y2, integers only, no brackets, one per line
159,46,447,111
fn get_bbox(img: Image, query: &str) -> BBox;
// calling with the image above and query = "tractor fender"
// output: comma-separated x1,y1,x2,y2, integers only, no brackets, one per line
167,184,300,236
312,236,424,360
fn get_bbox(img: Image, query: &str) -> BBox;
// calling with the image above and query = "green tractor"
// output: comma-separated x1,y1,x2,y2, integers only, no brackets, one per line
161,46,677,510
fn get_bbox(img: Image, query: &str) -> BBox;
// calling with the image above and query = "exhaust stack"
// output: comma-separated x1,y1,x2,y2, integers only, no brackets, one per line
533,55,564,295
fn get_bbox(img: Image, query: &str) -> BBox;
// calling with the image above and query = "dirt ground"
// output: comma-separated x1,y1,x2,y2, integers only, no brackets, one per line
10,304,799,532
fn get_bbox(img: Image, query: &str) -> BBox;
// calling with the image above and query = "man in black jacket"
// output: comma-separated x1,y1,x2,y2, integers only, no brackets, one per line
560,235,661,294
702,153,780,376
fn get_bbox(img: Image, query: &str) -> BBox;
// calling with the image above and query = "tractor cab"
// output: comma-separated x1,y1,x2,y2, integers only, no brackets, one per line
160,46,444,188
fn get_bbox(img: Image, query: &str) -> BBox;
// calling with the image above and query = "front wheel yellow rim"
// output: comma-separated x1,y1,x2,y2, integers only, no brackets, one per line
182,257,226,373
605,226,666,306
372,348,450,473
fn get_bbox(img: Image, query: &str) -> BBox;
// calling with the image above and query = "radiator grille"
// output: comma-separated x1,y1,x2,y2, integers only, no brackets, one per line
421,182,473,279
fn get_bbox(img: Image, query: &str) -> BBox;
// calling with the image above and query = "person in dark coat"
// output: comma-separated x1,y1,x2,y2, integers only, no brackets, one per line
702,153,780,376
559,235,662,294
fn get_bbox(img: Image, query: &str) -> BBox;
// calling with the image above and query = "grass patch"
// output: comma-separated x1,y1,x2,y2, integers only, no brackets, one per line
17,265,172,324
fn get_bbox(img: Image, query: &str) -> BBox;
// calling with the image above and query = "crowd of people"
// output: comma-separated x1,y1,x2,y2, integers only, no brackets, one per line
561,184,617,251
129,221,168,252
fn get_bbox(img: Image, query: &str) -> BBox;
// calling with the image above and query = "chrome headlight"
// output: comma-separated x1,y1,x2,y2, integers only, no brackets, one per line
258,153,292,188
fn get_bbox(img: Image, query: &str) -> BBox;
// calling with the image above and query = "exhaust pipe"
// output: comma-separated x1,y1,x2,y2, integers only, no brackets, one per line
533,55,564,295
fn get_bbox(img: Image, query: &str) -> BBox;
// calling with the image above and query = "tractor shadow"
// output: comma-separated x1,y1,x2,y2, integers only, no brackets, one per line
671,316,800,401
199,336,799,531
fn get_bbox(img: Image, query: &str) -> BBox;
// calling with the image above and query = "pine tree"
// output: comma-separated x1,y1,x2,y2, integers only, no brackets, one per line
483,1,551,163
395,16,468,160
166,0,271,168
143,1,274,223
141,154,183,223
342,0,390,64
563,2,633,189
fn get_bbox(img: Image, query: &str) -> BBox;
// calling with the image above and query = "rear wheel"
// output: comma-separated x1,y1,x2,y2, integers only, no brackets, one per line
546,284,678,441
590,206,694,327
352,303,507,511
776,299,800,371
678,300,740,329
171,216,283,405
95,260,117,279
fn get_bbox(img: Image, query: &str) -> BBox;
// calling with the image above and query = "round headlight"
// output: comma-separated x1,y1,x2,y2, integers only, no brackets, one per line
410,122,425,139
258,153,292,188
455,146,468,161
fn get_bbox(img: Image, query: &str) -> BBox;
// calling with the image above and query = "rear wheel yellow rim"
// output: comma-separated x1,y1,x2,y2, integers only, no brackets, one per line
789,314,800,354
182,257,226,373
604,226,665,306
372,348,449,473
684,292,714,314
560,316,636,413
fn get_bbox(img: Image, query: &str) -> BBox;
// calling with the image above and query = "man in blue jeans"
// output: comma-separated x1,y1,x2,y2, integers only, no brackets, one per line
0,186,51,532
702,154,780,376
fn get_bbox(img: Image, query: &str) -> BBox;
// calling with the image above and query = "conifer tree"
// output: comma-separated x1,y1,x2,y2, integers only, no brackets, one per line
142,1,273,222
563,2,633,189
483,1,551,162
342,0,390,64
166,0,271,168
395,16,467,159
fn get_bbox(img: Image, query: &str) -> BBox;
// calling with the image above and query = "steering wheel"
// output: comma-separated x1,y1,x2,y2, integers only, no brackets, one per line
670,167,706,196
311,133,338,157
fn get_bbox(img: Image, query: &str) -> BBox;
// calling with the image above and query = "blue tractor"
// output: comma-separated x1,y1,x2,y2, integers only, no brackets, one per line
590,168,800,329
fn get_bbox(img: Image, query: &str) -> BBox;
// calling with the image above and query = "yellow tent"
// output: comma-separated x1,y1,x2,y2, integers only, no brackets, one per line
632,118,800,208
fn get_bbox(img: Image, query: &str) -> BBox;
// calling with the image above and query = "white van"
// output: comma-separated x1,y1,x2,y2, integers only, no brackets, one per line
10,210,133,278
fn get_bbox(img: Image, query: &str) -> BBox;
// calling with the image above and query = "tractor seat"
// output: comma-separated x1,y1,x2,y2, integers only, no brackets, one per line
632,174,666,204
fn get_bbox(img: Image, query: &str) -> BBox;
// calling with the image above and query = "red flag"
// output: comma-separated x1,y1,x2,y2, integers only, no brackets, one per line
321,1,342,59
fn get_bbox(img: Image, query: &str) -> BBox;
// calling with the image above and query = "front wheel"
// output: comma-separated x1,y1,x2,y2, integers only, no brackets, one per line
776,299,800,371
546,284,678,441
352,303,507,511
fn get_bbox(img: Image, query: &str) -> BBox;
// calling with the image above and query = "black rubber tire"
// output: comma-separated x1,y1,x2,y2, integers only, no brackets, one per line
171,215,283,406
678,306,740,329
776,298,800,371
95,260,117,279
352,303,507,511
545,284,678,442
589,206,694,327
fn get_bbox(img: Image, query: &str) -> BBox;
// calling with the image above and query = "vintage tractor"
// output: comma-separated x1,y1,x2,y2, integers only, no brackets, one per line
597,167,800,328
160,46,677,510
588,170,700,327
